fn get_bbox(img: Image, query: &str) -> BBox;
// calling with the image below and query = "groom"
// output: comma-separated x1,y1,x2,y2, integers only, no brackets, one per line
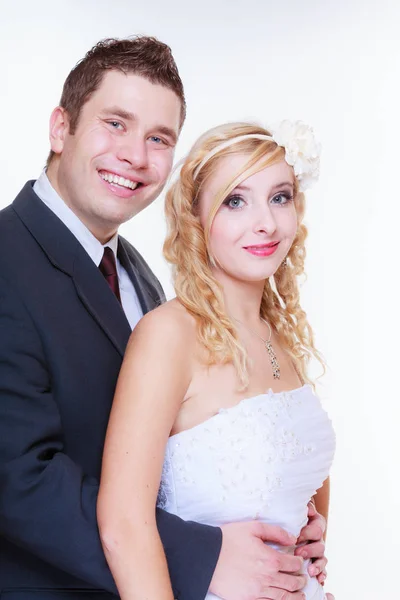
0,37,330,599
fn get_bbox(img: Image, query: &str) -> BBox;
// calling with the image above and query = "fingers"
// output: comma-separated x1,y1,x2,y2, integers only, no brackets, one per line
276,552,304,574
325,594,335,600
297,513,326,544
307,499,317,518
257,523,297,546
308,556,327,577
317,568,327,585
259,589,306,599
295,540,325,560
264,572,307,594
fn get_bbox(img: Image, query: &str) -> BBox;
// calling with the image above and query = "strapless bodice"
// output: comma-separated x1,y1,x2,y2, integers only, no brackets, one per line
157,384,335,600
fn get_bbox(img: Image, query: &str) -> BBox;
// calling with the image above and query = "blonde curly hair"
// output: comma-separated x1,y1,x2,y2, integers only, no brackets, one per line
164,122,324,387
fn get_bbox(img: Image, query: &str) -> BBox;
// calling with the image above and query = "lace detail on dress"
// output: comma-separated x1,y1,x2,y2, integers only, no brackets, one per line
164,388,317,508
157,445,175,511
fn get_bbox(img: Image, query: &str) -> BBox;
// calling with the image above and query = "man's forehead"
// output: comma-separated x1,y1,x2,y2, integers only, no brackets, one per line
95,70,175,101
89,71,181,125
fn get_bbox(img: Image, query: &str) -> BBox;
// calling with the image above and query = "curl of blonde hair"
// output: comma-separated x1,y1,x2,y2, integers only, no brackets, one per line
164,122,324,387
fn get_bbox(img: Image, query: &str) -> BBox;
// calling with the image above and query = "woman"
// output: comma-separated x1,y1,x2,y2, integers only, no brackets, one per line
97,120,335,600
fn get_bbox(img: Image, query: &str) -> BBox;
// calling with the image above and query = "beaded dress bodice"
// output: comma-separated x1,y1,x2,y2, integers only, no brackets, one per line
157,384,335,600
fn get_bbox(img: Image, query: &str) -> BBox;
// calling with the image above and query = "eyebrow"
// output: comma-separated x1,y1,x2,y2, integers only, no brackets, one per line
154,125,178,145
101,106,136,121
101,106,178,145
234,180,294,193
269,181,295,192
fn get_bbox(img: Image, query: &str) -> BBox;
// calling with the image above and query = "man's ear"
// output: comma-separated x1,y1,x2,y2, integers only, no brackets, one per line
49,107,70,155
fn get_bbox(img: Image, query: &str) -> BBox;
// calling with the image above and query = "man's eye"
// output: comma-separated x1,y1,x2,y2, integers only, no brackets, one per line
149,136,166,145
109,121,123,129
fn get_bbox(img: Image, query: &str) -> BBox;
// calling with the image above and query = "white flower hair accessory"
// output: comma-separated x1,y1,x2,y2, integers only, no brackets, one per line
193,120,321,192
271,120,321,192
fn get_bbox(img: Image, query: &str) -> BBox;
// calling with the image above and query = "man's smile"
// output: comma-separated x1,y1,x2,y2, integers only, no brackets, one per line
99,169,142,190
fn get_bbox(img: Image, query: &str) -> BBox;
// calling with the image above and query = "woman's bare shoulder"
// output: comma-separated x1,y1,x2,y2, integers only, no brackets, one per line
129,299,197,348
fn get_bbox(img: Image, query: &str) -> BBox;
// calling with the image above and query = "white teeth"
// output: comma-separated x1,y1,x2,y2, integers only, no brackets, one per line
100,171,139,190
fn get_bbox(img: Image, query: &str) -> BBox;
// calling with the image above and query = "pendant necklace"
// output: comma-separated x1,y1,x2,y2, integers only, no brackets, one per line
234,317,281,379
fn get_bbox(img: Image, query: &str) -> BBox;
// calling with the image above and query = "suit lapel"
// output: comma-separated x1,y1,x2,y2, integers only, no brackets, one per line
13,182,131,357
117,238,163,315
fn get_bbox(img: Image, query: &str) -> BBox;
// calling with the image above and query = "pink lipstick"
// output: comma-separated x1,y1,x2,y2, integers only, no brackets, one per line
244,242,280,257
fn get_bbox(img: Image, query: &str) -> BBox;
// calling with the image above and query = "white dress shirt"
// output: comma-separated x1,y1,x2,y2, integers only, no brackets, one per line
33,171,143,330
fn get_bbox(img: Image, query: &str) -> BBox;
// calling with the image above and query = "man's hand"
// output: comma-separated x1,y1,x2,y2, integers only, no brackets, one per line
294,501,333,595
209,521,307,600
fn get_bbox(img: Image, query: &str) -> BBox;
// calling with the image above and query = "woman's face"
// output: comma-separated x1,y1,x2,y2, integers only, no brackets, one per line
198,154,298,283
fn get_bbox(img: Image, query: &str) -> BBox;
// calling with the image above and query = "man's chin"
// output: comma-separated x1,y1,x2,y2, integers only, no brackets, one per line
99,206,148,228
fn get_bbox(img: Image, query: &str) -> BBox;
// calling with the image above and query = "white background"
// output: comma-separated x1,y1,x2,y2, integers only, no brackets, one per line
2,1,399,598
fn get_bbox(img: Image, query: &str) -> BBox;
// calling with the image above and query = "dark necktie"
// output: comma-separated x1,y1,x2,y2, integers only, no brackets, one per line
99,247,121,304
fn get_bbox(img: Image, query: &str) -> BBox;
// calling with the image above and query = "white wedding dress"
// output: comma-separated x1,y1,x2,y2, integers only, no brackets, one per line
157,384,335,600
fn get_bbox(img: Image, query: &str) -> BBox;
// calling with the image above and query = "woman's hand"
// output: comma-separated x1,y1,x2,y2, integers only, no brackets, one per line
295,500,334,596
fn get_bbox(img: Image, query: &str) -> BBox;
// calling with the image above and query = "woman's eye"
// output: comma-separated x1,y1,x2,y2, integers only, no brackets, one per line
224,195,244,209
109,121,123,130
271,192,293,205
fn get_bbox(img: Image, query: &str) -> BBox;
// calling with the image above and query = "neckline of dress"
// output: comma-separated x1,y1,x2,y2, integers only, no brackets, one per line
168,383,312,442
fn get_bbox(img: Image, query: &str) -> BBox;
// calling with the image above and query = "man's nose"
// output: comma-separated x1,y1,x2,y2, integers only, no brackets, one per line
117,137,149,170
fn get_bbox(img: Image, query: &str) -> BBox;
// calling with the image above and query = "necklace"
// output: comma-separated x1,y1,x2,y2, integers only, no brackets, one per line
234,317,281,379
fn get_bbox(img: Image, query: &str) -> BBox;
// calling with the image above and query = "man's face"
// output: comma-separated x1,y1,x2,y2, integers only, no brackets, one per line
48,70,182,241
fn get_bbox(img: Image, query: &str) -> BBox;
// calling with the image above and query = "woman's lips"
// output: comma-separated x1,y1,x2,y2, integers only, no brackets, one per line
244,242,280,257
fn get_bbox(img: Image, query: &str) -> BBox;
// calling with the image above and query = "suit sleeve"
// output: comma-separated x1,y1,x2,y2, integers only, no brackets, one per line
0,280,222,599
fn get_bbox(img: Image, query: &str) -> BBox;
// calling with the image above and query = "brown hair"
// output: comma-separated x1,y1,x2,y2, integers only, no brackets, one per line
47,36,186,165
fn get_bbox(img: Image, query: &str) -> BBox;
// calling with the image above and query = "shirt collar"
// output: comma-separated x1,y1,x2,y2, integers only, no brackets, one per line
33,170,118,267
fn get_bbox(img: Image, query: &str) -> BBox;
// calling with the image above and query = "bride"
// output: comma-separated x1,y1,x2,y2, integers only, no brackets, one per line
97,120,335,600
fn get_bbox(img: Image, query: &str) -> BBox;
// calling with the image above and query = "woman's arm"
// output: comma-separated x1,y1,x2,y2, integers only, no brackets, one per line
97,306,193,600
313,477,330,540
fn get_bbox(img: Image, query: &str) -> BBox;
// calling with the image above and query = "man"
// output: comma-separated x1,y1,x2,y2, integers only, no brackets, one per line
0,37,330,600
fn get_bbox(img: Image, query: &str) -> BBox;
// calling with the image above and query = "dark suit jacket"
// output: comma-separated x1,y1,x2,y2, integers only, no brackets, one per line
0,182,222,600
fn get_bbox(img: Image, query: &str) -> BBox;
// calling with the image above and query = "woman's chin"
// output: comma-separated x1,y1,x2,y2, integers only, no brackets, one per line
225,270,279,284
